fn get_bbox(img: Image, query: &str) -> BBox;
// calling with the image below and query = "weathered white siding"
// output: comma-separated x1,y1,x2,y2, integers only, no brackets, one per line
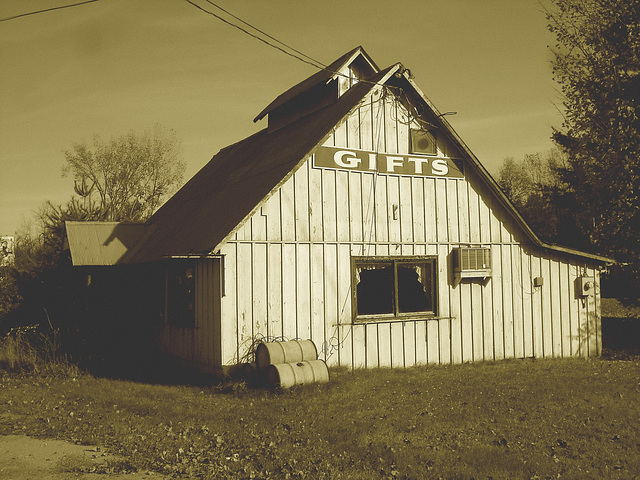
218,89,602,369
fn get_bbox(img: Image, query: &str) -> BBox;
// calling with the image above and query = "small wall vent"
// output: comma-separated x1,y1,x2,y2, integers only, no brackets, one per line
410,128,437,155
452,247,492,285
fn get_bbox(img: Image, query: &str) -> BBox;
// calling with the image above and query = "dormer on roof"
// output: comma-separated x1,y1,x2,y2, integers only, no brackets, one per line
254,46,379,132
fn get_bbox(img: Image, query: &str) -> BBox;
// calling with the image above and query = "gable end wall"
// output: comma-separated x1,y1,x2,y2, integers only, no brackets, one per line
218,89,602,369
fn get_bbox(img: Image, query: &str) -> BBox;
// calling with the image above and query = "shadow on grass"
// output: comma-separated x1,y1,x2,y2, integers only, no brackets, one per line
601,312,640,361
81,350,226,387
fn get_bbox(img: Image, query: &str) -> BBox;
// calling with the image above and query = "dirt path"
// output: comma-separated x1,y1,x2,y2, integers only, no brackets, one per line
0,435,165,480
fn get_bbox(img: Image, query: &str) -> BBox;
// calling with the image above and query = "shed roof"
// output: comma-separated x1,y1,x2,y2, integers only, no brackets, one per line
65,222,148,266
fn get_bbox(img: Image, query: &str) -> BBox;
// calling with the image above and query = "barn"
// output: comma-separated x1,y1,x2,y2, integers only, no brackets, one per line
66,46,610,376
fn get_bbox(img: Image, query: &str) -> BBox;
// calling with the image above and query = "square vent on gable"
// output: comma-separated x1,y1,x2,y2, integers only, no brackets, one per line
410,128,437,155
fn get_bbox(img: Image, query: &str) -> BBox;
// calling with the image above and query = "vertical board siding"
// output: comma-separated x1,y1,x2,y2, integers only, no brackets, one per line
294,162,310,242
501,246,515,358
202,90,603,372
530,253,544,358
460,281,473,362
471,282,484,361
336,244,353,366
367,323,380,368
322,244,338,361
541,258,554,357
267,244,283,340
159,258,221,373
521,250,534,358
236,243,253,360
550,259,563,357
281,244,297,341
311,243,326,357
296,244,311,340
336,171,351,242
492,245,505,360
559,262,572,356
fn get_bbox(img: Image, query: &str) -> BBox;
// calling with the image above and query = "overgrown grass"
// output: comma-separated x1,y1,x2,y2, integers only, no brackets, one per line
0,325,79,377
1,356,639,479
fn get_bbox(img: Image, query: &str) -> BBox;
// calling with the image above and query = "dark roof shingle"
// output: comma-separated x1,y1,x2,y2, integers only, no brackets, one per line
253,46,378,123
124,66,397,263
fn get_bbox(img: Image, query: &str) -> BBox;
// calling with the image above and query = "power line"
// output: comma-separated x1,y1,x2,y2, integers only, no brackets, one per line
184,0,390,89
201,0,326,70
184,0,439,124
184,0,325,71
0,0,99,23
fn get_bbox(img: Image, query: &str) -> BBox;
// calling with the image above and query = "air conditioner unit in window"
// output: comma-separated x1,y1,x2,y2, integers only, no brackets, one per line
452,247,492,284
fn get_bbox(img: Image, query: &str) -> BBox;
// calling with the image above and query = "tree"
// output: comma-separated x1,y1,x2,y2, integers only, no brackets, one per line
497,156,532,210
546,0,640,271
497,148,587,245
63,126,186,222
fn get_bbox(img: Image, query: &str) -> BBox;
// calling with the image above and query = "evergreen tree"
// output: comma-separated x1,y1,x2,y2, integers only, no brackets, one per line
546,0,640,271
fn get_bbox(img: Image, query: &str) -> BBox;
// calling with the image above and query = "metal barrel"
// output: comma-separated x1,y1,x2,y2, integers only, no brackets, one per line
239,362,257,380
266,359,330,388
255,340,317,371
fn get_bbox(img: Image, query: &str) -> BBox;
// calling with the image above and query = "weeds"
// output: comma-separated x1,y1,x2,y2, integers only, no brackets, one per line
0,325,79,377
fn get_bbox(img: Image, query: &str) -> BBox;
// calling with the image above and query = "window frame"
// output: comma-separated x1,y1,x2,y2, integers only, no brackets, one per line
165,259,196,328
351,255,438,323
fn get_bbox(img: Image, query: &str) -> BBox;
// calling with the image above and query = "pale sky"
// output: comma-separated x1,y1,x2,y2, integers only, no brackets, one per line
0,0,562,236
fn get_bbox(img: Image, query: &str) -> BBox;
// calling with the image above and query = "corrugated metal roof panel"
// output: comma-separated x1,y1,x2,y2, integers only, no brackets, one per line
65,222,148,265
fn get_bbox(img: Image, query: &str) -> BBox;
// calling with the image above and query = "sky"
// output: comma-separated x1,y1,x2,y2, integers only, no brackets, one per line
0,0,562,236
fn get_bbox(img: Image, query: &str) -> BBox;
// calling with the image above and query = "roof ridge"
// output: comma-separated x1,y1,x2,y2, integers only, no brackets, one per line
253,46,378,123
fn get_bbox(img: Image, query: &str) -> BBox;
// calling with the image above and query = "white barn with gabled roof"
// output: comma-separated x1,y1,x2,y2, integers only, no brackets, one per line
66,47,611,375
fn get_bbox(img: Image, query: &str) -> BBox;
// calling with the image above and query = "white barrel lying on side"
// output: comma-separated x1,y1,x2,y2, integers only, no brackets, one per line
267,360,329,388
255,340,317,371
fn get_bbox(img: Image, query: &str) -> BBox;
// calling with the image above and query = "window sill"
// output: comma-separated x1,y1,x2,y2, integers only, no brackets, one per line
350,314,442,325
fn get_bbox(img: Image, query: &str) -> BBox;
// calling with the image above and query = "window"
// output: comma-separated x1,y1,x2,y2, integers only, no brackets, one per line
166,260,196,328
352,256,437,321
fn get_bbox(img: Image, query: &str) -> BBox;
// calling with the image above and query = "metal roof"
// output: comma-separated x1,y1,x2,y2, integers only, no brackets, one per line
67,47,611,266
253,46,379,123
123,65,399,264
65,222,148,266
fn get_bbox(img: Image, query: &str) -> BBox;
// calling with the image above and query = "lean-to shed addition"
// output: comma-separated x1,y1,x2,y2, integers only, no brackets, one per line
67,47,610,375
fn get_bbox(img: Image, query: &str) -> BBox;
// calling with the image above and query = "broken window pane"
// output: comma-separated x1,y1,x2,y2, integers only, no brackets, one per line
353,257,437,320
356,263,394,315
397,263,432,313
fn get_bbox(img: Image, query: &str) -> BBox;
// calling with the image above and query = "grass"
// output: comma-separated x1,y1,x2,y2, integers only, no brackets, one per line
0,325,80,377
1,355,640,479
